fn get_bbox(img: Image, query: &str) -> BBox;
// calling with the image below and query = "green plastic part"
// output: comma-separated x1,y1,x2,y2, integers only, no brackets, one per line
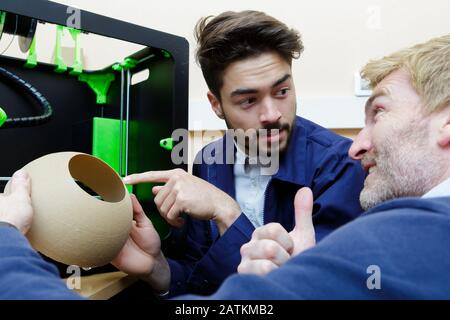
161,49,171,58
160,137,174,150
123,57,138,69
24,36,37,69
92,117,126,174
78,73,115,104
0,11,6,30
111,63,122,71
111,57,138,71
68,27,83,75
91,117,134,194
125,184,133,193
54,25,67,73
0,107,7,128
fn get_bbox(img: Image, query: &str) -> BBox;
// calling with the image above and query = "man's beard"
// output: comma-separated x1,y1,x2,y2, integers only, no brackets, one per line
360,119,445,210
256,121,292,156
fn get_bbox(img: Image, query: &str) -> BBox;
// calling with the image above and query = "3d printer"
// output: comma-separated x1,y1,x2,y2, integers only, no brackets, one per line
0,0,189,281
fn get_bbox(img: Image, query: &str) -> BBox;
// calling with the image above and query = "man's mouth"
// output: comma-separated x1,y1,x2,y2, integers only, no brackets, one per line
265,128,285,143
362,162,376,173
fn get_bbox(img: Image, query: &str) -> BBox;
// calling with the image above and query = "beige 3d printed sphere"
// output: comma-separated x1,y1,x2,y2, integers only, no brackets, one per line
10,152,133,268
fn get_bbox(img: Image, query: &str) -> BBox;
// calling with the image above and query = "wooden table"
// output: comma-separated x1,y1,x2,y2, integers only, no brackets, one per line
67,271,138,300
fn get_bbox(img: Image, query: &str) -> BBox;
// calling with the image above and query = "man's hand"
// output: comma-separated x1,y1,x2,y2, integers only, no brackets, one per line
0,170,33,234
111,194,170,293
123,169,241,235
238,187,316,275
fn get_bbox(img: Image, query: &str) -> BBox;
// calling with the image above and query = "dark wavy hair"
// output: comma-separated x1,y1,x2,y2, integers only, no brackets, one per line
195,10,304,101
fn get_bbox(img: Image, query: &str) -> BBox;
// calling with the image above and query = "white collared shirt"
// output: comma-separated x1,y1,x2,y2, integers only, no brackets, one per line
233,144,272,228
422,178,450,198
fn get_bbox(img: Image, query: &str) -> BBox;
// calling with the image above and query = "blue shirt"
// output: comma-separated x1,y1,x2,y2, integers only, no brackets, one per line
233,145,271,228
423,178,450,198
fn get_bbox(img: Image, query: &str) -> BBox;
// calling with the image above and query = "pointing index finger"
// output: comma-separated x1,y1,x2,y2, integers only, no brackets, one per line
123,170,176,185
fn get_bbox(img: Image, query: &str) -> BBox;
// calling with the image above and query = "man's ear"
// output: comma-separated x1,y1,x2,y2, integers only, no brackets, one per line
437,110,450,148
207,91,224,119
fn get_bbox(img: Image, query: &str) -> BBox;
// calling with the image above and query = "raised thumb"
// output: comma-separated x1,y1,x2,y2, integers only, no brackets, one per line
289,187,316,255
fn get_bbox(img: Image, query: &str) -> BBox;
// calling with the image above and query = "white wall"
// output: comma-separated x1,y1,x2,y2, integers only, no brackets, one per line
3,0,449,129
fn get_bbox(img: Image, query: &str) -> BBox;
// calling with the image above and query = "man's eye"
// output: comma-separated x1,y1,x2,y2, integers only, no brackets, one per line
276,88,289,97
373,107,385,119
239,98,256,107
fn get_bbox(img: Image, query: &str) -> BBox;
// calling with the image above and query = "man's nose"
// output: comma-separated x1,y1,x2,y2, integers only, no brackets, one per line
349,128,372,160
260,99,282,124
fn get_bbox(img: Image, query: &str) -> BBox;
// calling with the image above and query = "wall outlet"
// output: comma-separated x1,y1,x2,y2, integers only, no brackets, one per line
354,72,372,97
